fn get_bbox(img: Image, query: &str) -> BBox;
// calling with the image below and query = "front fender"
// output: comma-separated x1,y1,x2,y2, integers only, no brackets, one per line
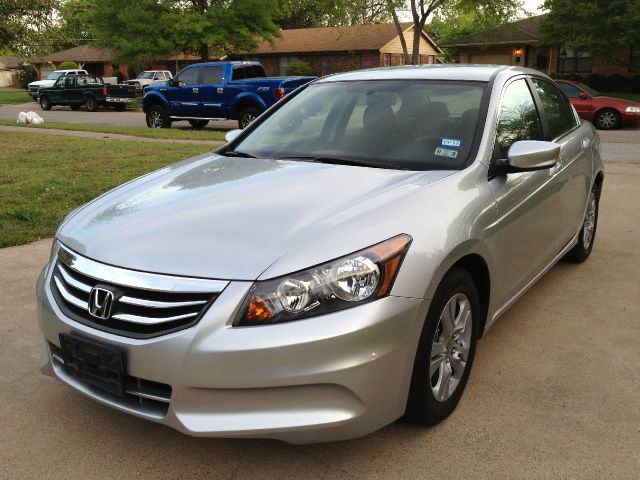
142,91,169,112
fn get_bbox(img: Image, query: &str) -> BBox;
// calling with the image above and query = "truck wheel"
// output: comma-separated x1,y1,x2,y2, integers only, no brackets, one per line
70,104,80,111
39,95,51,111
146,105,171,128
188,119,209,129
238,107,262,129
114,104,126,112
85,96,98,112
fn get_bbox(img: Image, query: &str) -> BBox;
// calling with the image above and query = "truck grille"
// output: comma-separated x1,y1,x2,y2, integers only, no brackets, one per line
49,245,228,338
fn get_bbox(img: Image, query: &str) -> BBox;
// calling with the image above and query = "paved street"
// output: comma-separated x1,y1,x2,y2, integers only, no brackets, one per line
0,101,238,131
0,121,639,479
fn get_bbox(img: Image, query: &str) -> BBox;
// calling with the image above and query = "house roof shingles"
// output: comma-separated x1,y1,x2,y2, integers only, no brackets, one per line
253,22,415,54
42,45,114,63
441,14,547,47
0,56,22,69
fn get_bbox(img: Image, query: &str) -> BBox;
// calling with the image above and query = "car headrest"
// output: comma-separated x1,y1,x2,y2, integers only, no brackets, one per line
424,101,450,120
363,104,395,134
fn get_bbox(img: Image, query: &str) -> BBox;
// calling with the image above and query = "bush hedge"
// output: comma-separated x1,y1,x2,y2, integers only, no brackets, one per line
58,61,79,70
286,60,314,76
552,72,640,93
16,64,37,89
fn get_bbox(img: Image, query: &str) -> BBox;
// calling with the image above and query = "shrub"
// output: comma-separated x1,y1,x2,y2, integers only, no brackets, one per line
16,64,37,89
584,74,608,91
629,75,640,93
606,73,628,92
286,60,314,76
127,64,137,80
58,61,79,70
113,68,124,83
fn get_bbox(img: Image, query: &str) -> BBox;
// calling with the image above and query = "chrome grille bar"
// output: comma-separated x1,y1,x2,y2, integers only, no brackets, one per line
111,312,199,325
118,296,207,309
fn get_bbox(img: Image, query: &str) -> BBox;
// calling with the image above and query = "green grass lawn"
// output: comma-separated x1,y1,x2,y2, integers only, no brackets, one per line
0,89,32,104
0,132,212,247
0,119,226,141
602,92,640,103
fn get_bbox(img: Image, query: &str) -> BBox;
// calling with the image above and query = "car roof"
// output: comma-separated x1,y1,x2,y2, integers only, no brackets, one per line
187,61,262,68
315,64,544,83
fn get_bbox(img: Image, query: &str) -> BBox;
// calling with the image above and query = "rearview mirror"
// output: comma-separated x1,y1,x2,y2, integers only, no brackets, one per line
579,92,589,99
225,129,242,143
506,140,560,171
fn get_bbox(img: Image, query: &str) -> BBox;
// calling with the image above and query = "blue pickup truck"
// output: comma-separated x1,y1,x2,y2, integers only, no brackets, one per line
142,61,315,129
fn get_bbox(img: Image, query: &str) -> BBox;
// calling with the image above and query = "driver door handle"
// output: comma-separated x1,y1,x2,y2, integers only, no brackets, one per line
192,87,199,94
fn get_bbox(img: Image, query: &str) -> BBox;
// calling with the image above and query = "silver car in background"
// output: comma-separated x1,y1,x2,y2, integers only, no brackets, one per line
36,65,603,444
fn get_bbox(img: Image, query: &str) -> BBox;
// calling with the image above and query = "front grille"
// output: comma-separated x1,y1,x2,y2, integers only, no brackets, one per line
50,245,228,338
49,342,172,416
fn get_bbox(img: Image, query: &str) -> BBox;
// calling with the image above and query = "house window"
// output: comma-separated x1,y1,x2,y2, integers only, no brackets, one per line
630,46,640,73
558,47,592,73
278,56,297,75
383,53,391,66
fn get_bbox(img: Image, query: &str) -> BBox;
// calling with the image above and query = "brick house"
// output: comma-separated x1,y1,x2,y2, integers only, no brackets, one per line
34,45,130,80
0,56,21,87
233,22,443,76
441,14,640,78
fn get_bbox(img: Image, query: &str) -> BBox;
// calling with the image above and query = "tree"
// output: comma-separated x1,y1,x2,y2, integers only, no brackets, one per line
539,0,640,65
49,0,97,51
0,0,57,57
275,0,393,29
387,0,528,65
92,0,281,62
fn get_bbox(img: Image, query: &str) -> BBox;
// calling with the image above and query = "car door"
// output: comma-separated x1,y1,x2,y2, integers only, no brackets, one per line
164,66,200,117
487,77,567,308
48,77,67,103
557,82,594,121
196,65,226,119
531,77,594,243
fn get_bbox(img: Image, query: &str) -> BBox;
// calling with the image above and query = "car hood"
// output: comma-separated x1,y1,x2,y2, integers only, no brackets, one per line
57,153,450,280
28,79,54,87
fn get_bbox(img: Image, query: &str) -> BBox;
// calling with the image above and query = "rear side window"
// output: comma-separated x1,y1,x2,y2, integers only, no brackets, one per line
495,79,542,158
531,78,576,139
232,66,246,80
201,66,223,84
175,68,199,85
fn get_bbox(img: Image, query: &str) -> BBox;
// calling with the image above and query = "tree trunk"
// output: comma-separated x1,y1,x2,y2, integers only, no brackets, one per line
388,2,409,64
200,44,210,61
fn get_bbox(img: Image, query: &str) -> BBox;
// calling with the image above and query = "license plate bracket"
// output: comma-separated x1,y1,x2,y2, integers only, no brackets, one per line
59,333,125,396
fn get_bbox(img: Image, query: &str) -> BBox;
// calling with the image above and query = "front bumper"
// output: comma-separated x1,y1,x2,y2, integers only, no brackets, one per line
36,263,425,444
621,111,640,127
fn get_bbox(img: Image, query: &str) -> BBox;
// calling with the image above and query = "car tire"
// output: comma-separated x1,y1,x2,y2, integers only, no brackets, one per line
405,267,480,425
70,104,81,111
238,107,262,129
85,96,98,112
594,108,620,130
188,119,209,129
146,105,171,129
564,185,600,263
113,104,126,112
39,95,51,111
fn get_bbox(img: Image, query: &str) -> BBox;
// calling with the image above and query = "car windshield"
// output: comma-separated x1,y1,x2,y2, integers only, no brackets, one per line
576,82,601,97
139,72,155,79
46,72,63,80
231,80,486,171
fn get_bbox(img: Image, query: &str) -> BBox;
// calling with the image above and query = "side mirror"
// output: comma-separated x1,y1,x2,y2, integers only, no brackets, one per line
579,92,589,99
506,140,560,171
224,129,242,143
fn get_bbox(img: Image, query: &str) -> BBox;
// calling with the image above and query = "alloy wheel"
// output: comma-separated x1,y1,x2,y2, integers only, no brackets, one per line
148,111,163,128
583,191,597,250
598,111,617,129
241,113,256,128
430,293,472,402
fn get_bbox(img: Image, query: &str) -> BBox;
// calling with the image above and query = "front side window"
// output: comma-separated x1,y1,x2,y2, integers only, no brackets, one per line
531,77,575,139
557,82,582,98
231,80,487,171
495,79,542,158
139,72,154,79
47,72,63,80
175,68,199,85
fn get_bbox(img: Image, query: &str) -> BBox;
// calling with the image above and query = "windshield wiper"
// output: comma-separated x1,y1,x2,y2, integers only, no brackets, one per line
276,155,377,168
219,150,256,158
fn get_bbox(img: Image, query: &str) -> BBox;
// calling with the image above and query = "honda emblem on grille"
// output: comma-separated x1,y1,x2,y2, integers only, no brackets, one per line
88,287,115,319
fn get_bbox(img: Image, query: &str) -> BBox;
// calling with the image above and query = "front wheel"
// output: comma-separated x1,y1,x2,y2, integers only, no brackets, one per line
594,109,620,130
238,107,262,129
146,105,171,128
564,186,600,263
188,119,209,129
85,96,98,112
405,268,479,425
39,95,51,111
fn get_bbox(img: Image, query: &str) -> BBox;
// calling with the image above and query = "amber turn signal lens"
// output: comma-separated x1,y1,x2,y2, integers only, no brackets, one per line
246,296,273,322
370,234,412,297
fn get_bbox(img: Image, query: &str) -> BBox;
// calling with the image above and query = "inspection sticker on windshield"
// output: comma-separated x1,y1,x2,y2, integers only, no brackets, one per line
435,147,459,159
441,138,462,148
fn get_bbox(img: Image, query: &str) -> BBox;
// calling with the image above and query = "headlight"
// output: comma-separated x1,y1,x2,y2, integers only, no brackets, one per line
625,106,640,113
234,234,412,326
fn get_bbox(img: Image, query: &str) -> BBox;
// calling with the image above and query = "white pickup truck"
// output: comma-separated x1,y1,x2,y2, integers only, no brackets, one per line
27,69,88,100
123,70,173,91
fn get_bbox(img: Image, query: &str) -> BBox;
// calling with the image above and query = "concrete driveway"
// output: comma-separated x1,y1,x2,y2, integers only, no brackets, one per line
1,148,639,479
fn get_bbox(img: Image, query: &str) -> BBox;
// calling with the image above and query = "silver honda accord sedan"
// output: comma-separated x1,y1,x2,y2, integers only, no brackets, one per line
36,65,603,444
